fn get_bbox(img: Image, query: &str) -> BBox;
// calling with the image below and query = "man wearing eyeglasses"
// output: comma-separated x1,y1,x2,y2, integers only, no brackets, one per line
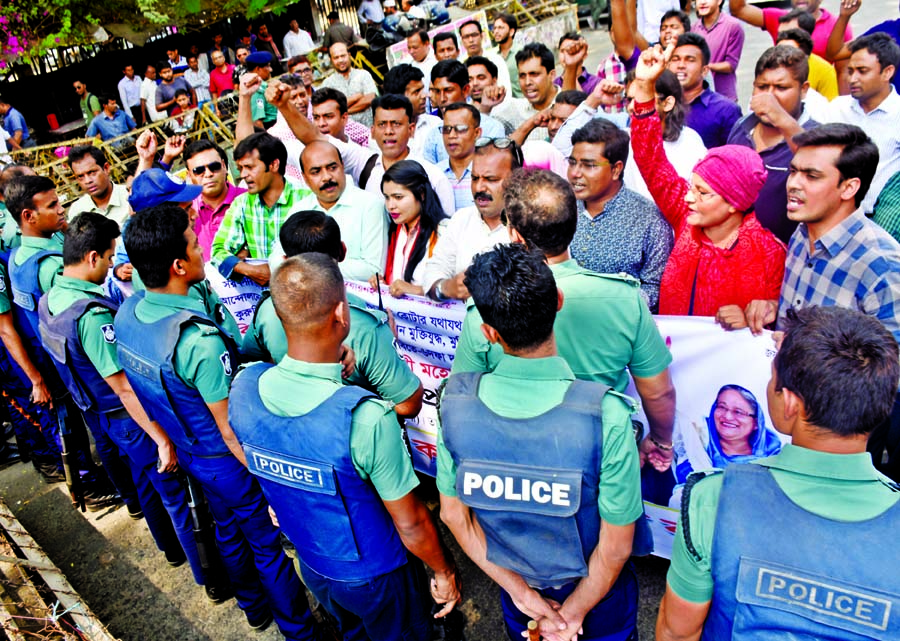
568,118,673,313
423,137,522,301
439,103,481,211
185,140,247,261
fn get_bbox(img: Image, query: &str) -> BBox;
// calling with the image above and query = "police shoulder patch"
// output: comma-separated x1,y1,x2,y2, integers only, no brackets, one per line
0,279,6,293
100,323,116,344
220,351,233,376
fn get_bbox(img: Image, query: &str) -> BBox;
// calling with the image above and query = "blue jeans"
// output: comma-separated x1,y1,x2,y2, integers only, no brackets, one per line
299,555,432,641
179,450,317,640
500,563,639,641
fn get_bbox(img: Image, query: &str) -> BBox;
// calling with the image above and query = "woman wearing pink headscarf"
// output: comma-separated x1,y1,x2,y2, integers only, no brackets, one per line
629,44,787,326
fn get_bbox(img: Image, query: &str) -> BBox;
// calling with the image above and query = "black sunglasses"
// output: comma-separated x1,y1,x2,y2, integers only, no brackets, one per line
190,161,224,176
475,137,524,166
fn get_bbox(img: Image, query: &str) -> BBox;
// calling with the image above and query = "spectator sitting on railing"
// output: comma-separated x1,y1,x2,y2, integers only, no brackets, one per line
86,95,136,147
169,90,197,134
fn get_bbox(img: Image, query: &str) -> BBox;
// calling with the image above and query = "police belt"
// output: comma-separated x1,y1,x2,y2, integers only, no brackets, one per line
104,408,131,421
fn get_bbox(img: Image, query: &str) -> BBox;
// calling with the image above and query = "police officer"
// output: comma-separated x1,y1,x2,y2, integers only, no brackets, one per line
657,305,900,639
0,166,60,476
451,169,677,480
5,174,123,510
438,243,643,641
243,210,424,418
119,168,242,342
229,253,462,641
38,212,230,600
113,203,319,639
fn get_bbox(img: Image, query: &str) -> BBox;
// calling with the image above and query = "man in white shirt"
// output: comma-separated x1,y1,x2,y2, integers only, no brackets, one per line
383,63,442,157
423,139,523,300
140,64,167,124
272,141,387,281
826,33,900,213
117,64,143,125
66,146,133,227
404,29,438,92
361,94,455,216
487,43,559,143
184,55,212,108
283,19,316,57
358,0,385,27
458,19,512,93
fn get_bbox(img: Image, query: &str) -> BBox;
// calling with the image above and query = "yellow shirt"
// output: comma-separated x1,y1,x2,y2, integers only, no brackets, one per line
808,53,838,101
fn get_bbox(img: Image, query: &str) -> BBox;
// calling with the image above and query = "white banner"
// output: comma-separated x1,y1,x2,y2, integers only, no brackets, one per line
205,264,264,335
211,278,783,558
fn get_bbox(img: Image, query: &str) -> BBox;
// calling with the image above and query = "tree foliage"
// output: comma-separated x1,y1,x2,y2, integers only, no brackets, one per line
0,0,296,73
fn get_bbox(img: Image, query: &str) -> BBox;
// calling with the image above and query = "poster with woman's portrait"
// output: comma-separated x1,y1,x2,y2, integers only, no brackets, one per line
625,316,789,558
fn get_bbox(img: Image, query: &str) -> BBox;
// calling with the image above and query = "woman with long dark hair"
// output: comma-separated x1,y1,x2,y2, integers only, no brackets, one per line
369,160,447,297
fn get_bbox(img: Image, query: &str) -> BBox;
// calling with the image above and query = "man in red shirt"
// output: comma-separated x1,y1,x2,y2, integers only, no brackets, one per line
208,50,235,117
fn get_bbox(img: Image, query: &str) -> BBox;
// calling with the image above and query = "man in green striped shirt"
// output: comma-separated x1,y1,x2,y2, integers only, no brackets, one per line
210,132,310,286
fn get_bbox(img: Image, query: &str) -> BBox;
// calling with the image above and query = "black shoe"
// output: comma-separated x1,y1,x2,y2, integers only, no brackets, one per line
246,611,274,632
36,461,66,484
82,491,122,512
0,447,21,468
165,546,187,568
126,503,144,520
205,582,234,604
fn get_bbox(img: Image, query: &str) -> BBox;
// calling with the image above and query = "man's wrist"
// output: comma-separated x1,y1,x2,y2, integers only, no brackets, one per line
648,433,673,450
432,279,448,301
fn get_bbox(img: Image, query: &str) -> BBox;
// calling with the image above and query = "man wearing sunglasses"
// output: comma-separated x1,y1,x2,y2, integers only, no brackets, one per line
185,140,246,261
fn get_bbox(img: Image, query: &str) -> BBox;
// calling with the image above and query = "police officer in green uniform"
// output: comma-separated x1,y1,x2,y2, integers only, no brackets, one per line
5,175,125,510
657,306,900,640
243,210,424,418
452,169,677,476
229,253,461,640
438,243,643,640
123,169,242,342
40,212,228,598
115,204,320,638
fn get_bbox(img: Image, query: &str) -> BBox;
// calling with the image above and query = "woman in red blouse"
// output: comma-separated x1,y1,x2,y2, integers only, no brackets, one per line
368,160,447,297
629,45,786,325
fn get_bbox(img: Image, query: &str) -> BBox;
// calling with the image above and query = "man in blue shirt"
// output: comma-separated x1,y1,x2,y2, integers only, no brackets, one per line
0,95,35,149
86,96,136,145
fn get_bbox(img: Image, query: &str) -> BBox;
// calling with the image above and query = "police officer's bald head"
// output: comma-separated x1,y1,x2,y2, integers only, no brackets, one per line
271,253,347,335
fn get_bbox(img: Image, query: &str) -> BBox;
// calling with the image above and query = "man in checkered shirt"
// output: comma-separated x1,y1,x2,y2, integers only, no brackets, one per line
742,123,900,482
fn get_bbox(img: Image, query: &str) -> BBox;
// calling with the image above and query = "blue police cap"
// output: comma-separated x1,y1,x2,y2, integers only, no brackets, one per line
245,51,274,68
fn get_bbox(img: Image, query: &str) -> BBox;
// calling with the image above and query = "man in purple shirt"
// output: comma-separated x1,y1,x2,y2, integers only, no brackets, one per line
184,139,247,260
668,32,743,148
692,0,745,101
555,32,600,94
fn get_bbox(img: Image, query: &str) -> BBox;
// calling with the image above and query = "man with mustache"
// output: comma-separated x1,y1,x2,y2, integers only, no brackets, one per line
66,146,133,228
280,141,387,282
422,138,522,301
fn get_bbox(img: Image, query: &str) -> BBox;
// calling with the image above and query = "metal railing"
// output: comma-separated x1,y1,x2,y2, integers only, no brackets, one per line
10,94,239,205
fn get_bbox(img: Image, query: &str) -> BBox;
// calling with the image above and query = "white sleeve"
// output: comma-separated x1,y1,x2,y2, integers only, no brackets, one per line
328,135,374,183
341,200,388,281
552,101,596,156
421,214,462,292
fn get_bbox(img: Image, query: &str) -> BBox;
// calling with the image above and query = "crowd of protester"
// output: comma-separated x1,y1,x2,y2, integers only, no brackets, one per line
0,0,899,638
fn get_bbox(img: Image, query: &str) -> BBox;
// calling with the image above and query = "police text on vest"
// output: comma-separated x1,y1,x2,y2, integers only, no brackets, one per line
463,472,571,506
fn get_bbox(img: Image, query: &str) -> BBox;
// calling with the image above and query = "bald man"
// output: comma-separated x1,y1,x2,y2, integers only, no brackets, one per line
269,141,387,281
229,254,461,640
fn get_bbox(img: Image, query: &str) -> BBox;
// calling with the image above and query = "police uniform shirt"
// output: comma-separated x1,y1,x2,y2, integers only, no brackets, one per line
13,236,64,294
0,264,11,314
243,293,420,405
46,276,121,377
253,357,418,499
451,259,672,393
131,269,241,343
133,291,235,402
436,355,644,527
668,444,900,604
